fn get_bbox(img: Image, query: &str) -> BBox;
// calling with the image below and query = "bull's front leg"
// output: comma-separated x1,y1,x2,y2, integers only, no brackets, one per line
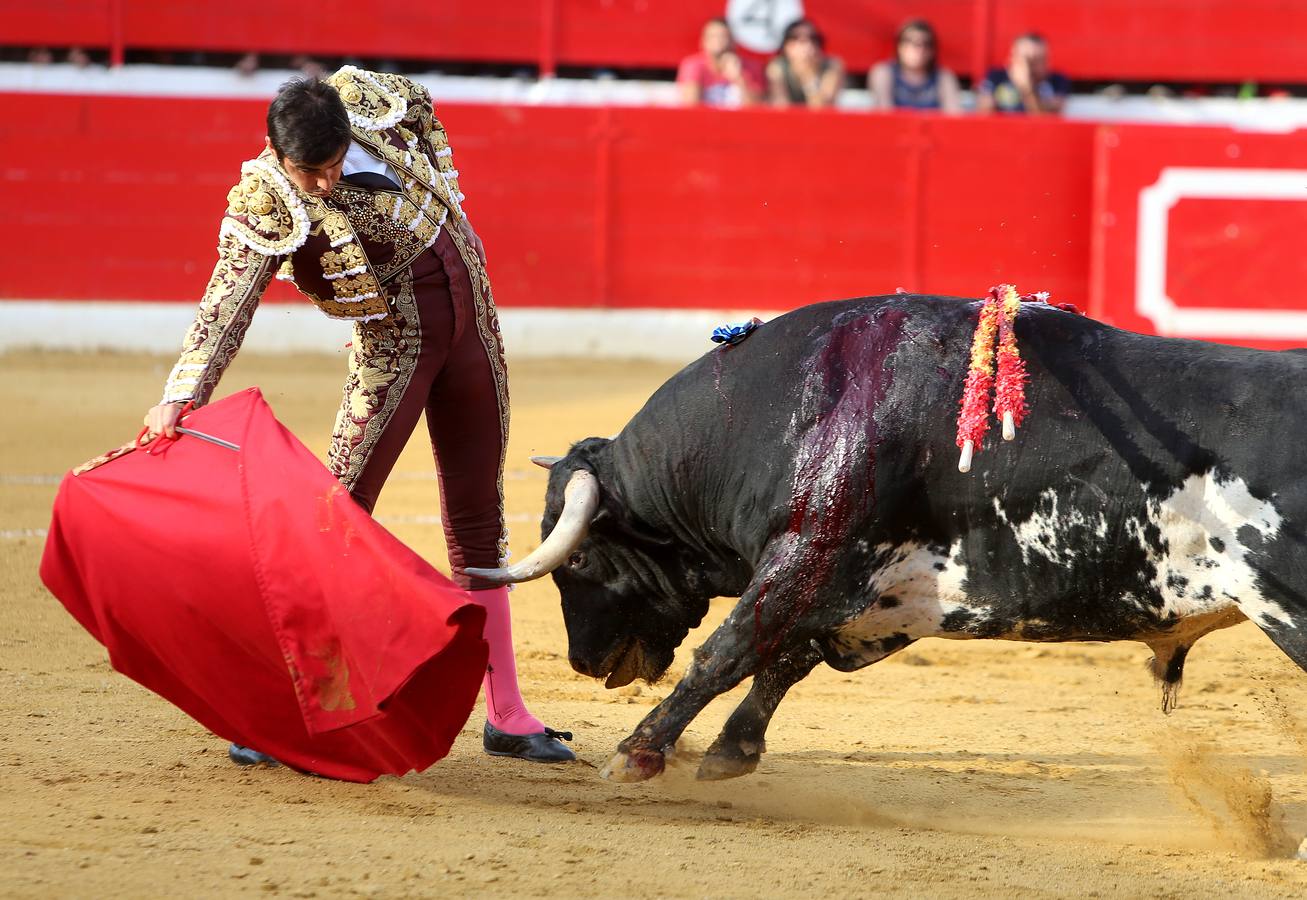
696,642,823,781
602,597,773,783
602,560,830,782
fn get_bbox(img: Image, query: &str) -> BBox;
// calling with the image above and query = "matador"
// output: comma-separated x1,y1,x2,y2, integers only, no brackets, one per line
144,68,575,765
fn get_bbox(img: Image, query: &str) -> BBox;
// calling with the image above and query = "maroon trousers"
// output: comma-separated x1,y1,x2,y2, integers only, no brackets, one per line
329,230,507,591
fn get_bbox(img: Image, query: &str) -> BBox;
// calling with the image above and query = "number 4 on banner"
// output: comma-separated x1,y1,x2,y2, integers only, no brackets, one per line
727,0,804,53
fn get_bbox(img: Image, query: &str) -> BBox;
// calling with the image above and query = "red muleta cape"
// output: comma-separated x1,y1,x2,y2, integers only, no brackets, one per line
39,388,488,782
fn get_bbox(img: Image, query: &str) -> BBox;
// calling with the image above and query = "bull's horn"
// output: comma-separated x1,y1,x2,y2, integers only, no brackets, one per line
530,455,563,469
463,469,599,584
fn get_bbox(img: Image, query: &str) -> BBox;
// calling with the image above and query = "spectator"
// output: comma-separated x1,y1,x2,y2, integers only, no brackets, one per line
977,33,1069,114
868,19,961,113
291,55,325,79
66,47,93,69
767,18,845,109
677,17,764,108
234,52,260,77
27,47,54,65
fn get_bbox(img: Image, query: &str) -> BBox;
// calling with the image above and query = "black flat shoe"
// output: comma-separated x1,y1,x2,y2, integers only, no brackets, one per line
483,722,576,763
228,743,280,768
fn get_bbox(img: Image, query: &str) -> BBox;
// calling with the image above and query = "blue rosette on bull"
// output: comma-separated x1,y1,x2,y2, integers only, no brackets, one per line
710,317,764,347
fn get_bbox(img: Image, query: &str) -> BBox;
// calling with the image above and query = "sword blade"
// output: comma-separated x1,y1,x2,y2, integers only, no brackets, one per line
175,426,241,452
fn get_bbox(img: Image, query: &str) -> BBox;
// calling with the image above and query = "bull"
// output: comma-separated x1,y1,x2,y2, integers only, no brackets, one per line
467,295,1307,782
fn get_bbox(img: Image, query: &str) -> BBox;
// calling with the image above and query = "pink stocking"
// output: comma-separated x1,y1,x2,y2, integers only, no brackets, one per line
469,586,545,735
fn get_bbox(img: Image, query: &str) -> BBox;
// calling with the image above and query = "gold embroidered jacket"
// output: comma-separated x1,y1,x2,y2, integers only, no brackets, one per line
162,67,468,405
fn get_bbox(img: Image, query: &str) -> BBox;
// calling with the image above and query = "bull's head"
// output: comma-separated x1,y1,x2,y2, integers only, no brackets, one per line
464,438,712,688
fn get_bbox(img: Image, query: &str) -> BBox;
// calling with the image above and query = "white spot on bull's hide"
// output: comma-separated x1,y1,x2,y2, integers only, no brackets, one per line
992,490,1109,565
1145,472,1289,628
994,472,1289,630
830,541,974,661
830,472,1289,666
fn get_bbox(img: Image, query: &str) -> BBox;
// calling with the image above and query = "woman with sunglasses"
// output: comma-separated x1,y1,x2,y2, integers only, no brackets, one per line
766,18,845,108
868,19,961,112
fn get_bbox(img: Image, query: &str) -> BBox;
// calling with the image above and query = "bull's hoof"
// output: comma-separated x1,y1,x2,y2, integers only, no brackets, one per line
600,748,665,782
696,750,759,781
696,738,762,781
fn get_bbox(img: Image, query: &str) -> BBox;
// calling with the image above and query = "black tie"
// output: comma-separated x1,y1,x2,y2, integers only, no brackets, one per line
341,171,401,191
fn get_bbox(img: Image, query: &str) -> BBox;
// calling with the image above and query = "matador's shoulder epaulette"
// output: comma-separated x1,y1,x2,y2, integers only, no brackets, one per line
219,157,312,257
328,65,411,133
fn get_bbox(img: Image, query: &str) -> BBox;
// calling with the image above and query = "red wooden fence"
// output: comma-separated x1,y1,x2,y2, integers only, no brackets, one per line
3,92,1306,348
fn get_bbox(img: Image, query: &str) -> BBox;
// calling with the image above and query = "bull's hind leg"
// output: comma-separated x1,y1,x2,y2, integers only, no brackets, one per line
1244,602,1307,679
697,644,823,781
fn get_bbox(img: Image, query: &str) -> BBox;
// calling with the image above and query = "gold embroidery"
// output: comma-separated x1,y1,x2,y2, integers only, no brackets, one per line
308,639,356,713
339,83,364,106
290,204,389,320
413,217,437,246
217,159,317,258
247,191,274,217
163,70,476,415
327,66,407,131
323,227,509,564
162,236,274,405
332,272,380,300
353,132,460,225
73,440,138,476
331,184,441,283
225,184,248,215
320,242,366,278
327,270,421,490
320,210,352,247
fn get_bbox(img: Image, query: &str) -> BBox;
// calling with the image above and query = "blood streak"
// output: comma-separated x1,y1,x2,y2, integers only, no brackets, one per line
712,351,734,426
752,307,908,658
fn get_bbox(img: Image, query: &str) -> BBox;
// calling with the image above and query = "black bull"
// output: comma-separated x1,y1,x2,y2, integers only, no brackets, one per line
469,295,1307,782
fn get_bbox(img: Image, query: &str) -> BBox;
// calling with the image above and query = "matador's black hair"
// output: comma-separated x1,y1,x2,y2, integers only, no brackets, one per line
266,78,351,165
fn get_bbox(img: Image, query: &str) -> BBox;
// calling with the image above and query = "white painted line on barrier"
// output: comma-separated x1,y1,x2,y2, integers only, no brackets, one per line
2,529,48,540
391,470,539,481
1136,167,1307,339
3,515,544,540
3,471,539,485
0,302,782,363
376,512,540,527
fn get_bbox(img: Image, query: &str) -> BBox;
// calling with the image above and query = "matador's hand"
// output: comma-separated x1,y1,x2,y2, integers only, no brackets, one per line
144,402,184,439
459,218,487,268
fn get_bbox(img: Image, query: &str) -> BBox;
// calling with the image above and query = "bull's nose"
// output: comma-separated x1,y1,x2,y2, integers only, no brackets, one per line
569,655,602,678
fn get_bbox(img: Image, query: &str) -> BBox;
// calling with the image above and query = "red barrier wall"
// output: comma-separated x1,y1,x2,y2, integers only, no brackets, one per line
1091,124,1307,349
0,92,1094,311
988,1,1307,84
6,92,1307,349
3,0,117,48
4,1,1305,85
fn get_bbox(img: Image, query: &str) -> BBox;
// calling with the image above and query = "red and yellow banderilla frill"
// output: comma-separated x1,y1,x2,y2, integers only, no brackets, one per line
955,284,1032,472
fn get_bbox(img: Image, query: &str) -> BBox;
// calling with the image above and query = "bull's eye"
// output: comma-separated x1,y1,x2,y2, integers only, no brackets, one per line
567,551,586,568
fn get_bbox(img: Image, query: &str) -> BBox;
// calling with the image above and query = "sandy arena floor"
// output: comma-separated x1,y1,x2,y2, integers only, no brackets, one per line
7,349,1307,898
